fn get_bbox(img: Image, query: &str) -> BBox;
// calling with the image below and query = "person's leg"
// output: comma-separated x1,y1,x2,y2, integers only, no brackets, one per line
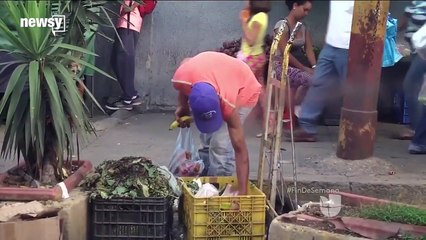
296,44,341,138
287,67,312,105
332,47,349,86
106,28,140,110
403,55,426,130
205,107,253,176
247,54,267,112
409,105,426,154
129,29,142,105
246,54,271,137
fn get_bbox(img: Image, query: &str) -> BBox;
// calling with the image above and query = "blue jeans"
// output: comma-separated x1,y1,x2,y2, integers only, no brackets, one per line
200,107,252,176
413,110,426,146
298,44,349,134
403,54,426,146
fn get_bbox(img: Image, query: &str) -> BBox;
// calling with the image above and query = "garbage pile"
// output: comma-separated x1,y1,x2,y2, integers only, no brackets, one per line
81,156,176,199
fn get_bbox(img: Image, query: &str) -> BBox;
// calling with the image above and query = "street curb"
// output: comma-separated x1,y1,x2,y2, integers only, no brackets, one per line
268,217,368,240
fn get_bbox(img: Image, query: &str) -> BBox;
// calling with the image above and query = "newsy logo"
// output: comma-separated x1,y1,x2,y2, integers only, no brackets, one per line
20,15,66,36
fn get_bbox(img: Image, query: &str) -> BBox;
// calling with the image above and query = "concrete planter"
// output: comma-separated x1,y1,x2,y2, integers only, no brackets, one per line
0,160,92,201
268,192,426,239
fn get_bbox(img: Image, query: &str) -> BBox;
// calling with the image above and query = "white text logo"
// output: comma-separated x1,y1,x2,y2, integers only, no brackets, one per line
20,15,66,36
287,187,340,194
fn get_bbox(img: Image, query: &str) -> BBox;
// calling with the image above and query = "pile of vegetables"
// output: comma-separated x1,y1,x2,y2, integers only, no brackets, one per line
216,34,274,59
81,156,174,199
217,39,241,57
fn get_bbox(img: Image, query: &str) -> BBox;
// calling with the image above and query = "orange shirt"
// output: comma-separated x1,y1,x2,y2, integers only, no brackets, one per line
116,0,143,32
172,52,261,119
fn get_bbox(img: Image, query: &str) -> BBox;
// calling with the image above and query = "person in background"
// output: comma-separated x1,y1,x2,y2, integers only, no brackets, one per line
81,28,97,117
272,0,315,127
393,1,426,141
172,51,262,195
396,1,426,154
106,0,143,111
287,0,354,142
238,0,270,136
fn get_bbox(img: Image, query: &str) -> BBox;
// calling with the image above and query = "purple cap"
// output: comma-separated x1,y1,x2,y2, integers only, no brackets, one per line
189,82,223,134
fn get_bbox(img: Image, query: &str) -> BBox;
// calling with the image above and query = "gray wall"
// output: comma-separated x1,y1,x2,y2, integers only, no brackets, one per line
93,1,407,111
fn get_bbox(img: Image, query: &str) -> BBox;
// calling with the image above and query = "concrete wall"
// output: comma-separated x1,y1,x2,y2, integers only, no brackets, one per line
92,1,407,111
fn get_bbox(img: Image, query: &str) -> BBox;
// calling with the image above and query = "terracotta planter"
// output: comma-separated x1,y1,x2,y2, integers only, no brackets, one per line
278,192,426,239
0,160,92,201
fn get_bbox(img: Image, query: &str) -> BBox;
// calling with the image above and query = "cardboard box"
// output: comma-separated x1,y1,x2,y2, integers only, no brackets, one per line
0,202,62,240
0,216,61,240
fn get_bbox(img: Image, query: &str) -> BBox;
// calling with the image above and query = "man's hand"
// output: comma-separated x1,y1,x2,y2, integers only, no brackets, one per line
175,91,191,128
174,106,191,128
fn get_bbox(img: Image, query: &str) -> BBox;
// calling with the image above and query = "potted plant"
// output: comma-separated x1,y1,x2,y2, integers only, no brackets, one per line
0,0,117,200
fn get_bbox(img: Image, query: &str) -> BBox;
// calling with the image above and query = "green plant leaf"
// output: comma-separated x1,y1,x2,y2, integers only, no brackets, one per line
1,90,28,159
76,78,105,114
99,190,108,199
141,184,150,197
106,179,115,186
54,43,99,56
0,64,27,114
129,190,137,198
43,67,67,158
55,53,115,80
113,186,127,195
28,61,41,144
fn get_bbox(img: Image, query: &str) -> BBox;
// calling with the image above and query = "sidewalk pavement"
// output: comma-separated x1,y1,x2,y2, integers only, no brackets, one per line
1,111,425,205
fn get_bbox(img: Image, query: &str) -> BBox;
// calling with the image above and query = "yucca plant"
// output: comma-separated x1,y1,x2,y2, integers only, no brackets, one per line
0,1,116,185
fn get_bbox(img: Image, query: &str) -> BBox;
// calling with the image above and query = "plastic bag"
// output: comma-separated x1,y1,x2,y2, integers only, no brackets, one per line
168,128,205,177
419,76,426,106
158,166,181,196
194,183,219,198
412,23,426,60
221,184,238,196
382,14,403,67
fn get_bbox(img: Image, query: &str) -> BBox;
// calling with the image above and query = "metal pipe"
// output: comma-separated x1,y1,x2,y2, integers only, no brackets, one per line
336,0,390,160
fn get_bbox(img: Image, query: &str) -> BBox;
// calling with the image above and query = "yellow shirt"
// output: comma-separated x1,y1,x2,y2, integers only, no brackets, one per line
241,12,268,56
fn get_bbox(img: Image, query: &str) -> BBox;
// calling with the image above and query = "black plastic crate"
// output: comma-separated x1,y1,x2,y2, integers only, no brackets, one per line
90,197,172,240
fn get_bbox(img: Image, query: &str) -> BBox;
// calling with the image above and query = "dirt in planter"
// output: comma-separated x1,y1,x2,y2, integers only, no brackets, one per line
304,205,360,218
281,217,363,237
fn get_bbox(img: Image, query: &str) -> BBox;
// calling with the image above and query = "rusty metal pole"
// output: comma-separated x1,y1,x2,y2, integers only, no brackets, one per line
336,0,390,160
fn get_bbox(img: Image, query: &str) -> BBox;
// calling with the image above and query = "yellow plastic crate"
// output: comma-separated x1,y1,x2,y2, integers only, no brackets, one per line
180,176,266,240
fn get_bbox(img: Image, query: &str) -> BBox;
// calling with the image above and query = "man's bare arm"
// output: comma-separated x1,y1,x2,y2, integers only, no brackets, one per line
177,91,189,109
226,109,249,195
